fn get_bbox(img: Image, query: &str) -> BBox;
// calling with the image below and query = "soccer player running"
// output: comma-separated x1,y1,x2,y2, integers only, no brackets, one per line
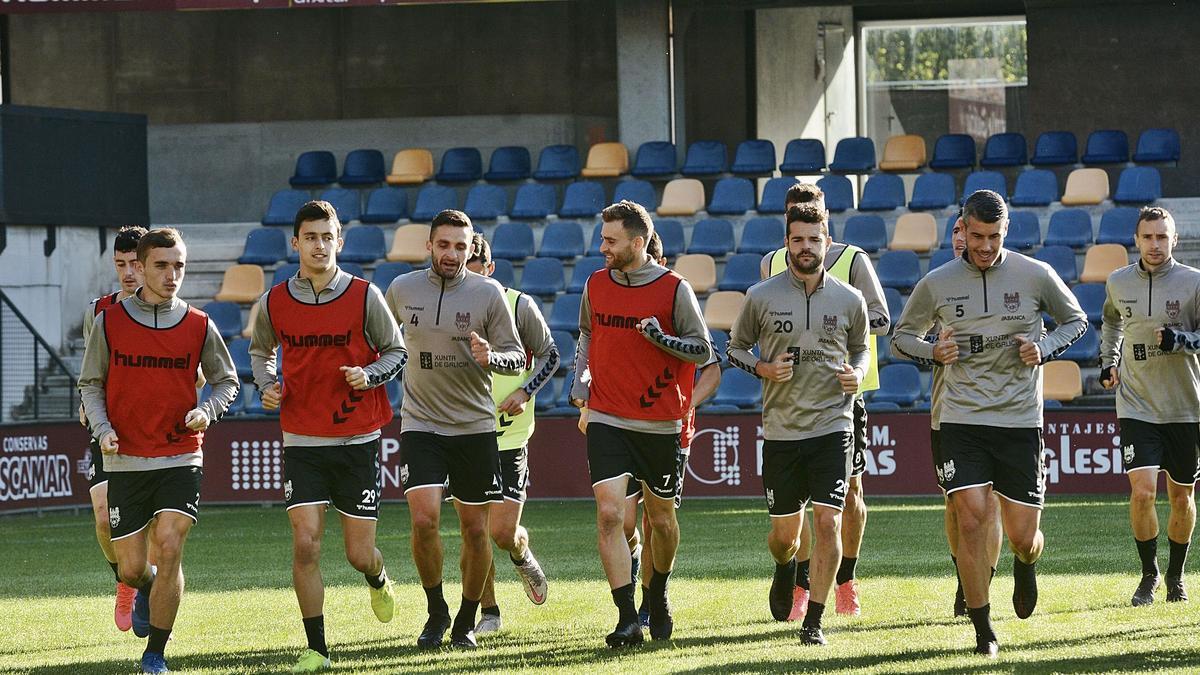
81,225,148,633
893,190,1086,657
464,234,557,634
759,183,889,620
729,204,870,646
248,201,407,672
1099,206,1200,606
79,228,239,674
385,210,526,649
571,200,713,647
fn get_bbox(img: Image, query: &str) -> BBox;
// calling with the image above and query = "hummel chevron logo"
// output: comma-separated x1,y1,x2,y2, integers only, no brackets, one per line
639,366,676,408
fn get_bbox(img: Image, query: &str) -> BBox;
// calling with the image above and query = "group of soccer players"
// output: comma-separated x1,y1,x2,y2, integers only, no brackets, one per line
77,182,1200,671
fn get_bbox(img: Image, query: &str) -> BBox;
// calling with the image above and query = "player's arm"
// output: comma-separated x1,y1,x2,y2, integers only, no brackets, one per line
638,281,713,364
845,294,871,381
726,292,764,376
691,358,722,408
78,312,114,441
850,252,891,336
1030,267,1088,364
515,294,560,399
357,284,408,389
194,319,241,428
1098,279,1123,386
569,282,593,406
79,301,100,424
248,293,280,389
891,279,942,367
478,284,526,375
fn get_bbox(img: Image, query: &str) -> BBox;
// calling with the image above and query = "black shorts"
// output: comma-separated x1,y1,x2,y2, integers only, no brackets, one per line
1120,418,1200,486
400,431,503,505
284,440,382,520
937,423,1046,508
107,466,202,541
762,431,854,515
498,447,531,503
587,422,684,502
623,455,689,509
87,438,111,491
850,396,868,477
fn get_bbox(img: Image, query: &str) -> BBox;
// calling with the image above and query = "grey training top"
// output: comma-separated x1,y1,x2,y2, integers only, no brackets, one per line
249,268,408,447
893,248,1087,429
385,267,526,435
78,291,240,472
1101,258,1200,424
761,243,891,336
571,258,714,434
728,268,870,441
508,290,560,399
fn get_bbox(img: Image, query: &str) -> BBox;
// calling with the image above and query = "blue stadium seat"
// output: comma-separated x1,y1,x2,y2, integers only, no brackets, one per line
491,222,535,260
520,258,565,296
371,261,413,290
758,177,798,214
360,187,408,224
411,184,460,223
613,179,657,210
338,149,385,186
711,368,761,409
271,263,300,287
718,253,762,292
539,221,585,259
731,139,776,176
290,150,337,188
339,226,385,263
688,219,736,256
1097,207,1140,247
587,223,604,257
549,293,583,334
631,141,677,178
238,228,288,265
386,379,403,412
884,287,905,321
339,263,366,280
1003,211,1039,251
680,140,729,176
876,250,921,293
1061,325,1100,364
1031,131,1078,166
435,147,483,182
876,334,893,365
842,215,887,253
552,330,577,371
871,363,922,406
243,387,278,417
1134,128,1181,163
568,256,605,293
866,401,902,413
534,377,559,414
1010,169,1058,206
1081,129,1130,165
962,171,1007,200
980,132,1028,167
1034,245,1078,283
779,138,826,173
510,183,558,220
262,189,311,226
709,328,730,362
929,247,957,271
929,134,976,169
1113,167,1162,204
708,177,755,215
828,137,876,173
559,181,606,218
318,188,361,224
738,217,784,255
533,144,581,181
1072,283,1106,325
203,301,243,340
463,184,508,221
817,175,854,212
655,219,686,258
484,146,531,181
908,173,956,210
491,259,515,288
857,173,905,211
1045,209,1093,249
228,338,253,380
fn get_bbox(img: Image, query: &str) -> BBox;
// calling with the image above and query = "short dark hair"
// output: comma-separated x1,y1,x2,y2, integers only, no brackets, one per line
784,183,825,210
114,226,148,254
600,200,654,243
293,200,341,238
961,190,1007,226
467,232,492,266
786,204,829,237
646,231,664,262
136,227,184,263
430,209,473,238
1136,206,1175,235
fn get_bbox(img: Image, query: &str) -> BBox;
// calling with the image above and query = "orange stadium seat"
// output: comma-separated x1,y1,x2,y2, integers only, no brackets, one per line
878,134,927,172
657,179,706,217
674,254,717,295
1060,168,1109,206
386,148,434,186
214,264,265,304
1079,243,1129,283
387,224,432,263
1043,360,1083,401
580,142,629,178
704,291,746,331
889,212,939,252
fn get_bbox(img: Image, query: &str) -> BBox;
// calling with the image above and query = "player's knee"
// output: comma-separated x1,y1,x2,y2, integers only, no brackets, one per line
345,547,375,573
1169,489,1195,512
292,534,321,564
1008,531,1038,557
1130,485,1157,509
118,565,144,587
155,536,184,564
461,517,489,544
411,511,439,536
596,503,624,532
490,522,518,549
647,508,677,534
813,509,840,536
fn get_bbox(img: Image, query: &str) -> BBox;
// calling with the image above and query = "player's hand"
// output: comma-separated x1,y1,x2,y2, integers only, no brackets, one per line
100,431,119,455
637,316,662,336
260,382,282,410
1015,335,1041,366
469,331,491,368
78,402,87,427
1157,326,1180,352
836,362,861,394
756,352,795,383
340,365,369,390
933,327,959,365
184,408,210,431
577,406,589,435
1099,365,1120,390
498,389,530,416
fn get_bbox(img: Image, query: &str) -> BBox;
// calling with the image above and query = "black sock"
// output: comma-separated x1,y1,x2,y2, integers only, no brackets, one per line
836,557,858,585
481,604,500,618
365,566,387,590
109,561,121,584
146,625,171,655
611,583,638,625
967,604,995,640
802,601,825,629
1167,538,1190,579
649,568,671,604
1137,537,1160,577
302,615,328,657
510,551,528,566
775,559,797,589
796,559,811,591
453,597,480,635
424,583,449,618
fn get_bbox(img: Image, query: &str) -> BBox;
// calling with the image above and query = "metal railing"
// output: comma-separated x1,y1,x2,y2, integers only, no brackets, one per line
0,290,78,423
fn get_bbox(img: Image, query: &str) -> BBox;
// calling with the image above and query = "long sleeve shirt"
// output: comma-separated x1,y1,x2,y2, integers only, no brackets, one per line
760,243,891,336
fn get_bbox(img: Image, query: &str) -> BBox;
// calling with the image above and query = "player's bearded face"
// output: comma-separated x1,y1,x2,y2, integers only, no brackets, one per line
114,250,142,294
786,221,828,275
429,225,471,279
599,220,643,271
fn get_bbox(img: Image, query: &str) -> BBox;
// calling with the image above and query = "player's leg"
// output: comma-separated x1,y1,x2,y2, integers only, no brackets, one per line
949,485,998,654
1127,466,1161,605
586,423,642,647
400,431,453,648
764,439,805,622
1162,424,1198,602
804,503,842,645
286,504,331,671
90,471,136,632
488,446,546,616
623,486,642,588
993,426,1046,622
332,440,393,624
142,510,194,673
835,398,869,616
641,490,678,640
799,431,853,645
450,500,493,646
638,506,653,626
